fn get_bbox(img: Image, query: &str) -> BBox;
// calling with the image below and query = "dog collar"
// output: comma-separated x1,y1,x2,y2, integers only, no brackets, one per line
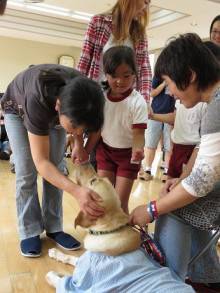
89,223,129,235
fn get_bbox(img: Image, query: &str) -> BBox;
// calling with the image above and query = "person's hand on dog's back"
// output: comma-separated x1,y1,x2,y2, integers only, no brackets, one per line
129,205,151,227
76,186,105,219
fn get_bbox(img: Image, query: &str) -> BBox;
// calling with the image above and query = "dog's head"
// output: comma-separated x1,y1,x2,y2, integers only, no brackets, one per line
73,163,140,255
75,176,125,229
72,163,97,186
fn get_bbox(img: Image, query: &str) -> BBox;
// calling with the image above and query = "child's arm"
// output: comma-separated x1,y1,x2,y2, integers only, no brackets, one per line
161,147,199,195
85,130,101,155
151,81,166,97
131,128,145,163
179,147,199,181
150,110,176,125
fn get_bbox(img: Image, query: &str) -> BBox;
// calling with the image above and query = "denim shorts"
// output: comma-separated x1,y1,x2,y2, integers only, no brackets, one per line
145,120,171,152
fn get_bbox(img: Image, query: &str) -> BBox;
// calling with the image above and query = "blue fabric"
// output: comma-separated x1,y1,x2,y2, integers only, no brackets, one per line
47,232,81,250
56,249,194,293
151,77,175,114
154,213,220,283
0,140,10,153
145,120,171,151
20,235,41,256
5,114,66,240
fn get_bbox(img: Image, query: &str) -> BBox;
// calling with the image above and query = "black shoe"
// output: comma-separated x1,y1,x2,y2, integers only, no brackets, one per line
205,283,220,290
46,231,81,251
20,235,41,257
186,279,220,293
0,151,10,160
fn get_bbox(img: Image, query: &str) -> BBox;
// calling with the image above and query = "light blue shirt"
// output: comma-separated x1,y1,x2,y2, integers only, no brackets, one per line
56,249,194,293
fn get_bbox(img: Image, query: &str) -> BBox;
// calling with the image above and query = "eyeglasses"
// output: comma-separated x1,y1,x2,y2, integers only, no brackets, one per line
211,30,220,35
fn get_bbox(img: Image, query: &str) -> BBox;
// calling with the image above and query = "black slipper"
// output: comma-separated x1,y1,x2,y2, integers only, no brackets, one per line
0,151,10,160
46,231,81,250
20,235,41,257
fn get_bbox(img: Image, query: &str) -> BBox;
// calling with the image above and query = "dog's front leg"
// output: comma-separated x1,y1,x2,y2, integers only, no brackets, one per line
46,271,63,288
48,248,79,266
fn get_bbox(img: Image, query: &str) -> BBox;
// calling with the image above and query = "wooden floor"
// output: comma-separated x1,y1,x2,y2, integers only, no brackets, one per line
0,158,219,293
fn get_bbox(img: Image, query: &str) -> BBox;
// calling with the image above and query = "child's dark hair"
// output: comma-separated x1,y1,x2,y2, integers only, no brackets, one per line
0,0,7,15
59,76,105,133
102,46,137,89
155,33,220,91
204,41,220,62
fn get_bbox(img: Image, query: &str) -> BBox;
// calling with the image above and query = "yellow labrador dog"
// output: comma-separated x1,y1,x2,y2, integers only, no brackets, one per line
46,164,194,293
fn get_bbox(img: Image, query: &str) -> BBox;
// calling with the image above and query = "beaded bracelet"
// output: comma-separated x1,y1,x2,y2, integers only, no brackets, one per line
146,203,154,223
146,201,159,223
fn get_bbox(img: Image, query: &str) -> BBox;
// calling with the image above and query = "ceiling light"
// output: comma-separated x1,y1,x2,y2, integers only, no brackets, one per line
24,0,44,3
74,11,94,18
26,5,69,16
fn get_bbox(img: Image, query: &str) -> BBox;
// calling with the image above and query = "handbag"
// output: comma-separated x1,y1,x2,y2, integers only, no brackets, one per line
134,227,166,266
174,191,220,231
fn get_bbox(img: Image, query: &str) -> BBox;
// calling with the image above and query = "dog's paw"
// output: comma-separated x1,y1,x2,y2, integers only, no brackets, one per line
48,248,59,259
46,271,62,288
48,248,68,264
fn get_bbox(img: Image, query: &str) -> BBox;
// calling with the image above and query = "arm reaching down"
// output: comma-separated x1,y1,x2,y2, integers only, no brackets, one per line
131,128,145,163
28,132,104,219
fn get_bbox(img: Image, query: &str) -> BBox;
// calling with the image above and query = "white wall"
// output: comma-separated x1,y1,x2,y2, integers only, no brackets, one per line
0,36,82,92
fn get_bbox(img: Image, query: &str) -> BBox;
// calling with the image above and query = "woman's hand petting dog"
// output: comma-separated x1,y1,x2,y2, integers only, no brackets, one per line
129,205,151,227
76,186,105,220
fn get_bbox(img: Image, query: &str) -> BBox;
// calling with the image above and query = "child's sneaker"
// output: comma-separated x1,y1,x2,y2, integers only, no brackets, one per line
138,170,153,181
160,160,166,170
161,172,168,182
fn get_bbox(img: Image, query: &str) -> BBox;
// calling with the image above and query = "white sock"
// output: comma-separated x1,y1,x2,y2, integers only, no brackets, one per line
46,271,62,288
144,167,151,173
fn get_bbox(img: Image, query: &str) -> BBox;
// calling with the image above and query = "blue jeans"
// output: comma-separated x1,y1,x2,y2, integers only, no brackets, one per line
0,140,10,153
5,114,66,240
145,120,171,152
154,213,220,283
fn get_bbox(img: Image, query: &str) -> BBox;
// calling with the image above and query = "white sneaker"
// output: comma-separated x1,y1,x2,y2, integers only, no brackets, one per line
138,170,153,181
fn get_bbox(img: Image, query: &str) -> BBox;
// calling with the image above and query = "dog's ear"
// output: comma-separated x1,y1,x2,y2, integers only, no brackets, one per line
75,211,96,228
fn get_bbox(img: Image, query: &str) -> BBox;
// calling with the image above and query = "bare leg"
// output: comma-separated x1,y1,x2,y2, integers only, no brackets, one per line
46,271,63,288
97,170,116,186
144,147,156,169
164,150,171,170
48,248,79,266
115,176,134,213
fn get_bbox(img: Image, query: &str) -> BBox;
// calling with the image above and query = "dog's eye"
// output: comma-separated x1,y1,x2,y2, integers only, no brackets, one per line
90,178,97,185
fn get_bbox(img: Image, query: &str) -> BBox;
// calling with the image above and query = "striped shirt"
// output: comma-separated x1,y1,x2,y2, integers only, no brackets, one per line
56,249,194,293
77,14,152,101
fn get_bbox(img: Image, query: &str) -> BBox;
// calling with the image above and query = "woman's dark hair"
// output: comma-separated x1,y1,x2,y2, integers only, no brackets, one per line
0,0,7,15
204,41,220,62
59,76,105,133
102,46,137,90
155,33,220,91
210,15,220,38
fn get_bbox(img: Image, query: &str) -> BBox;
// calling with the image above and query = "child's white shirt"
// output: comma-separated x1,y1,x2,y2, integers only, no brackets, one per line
171,100,207,145
101,89,148,148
